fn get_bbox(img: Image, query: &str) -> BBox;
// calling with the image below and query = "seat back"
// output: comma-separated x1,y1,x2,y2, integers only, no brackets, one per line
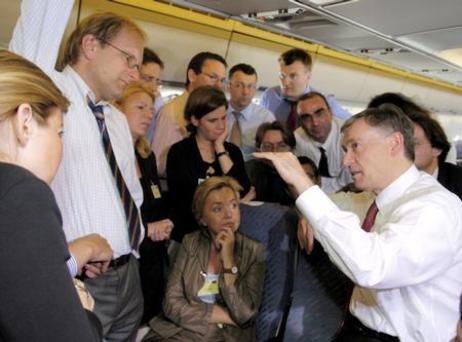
239,203,298,342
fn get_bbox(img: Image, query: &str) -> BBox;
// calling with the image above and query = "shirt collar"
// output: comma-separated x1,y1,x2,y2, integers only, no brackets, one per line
375,165,420,211
279,85,312,102
63,65,109,107
228,103,252,121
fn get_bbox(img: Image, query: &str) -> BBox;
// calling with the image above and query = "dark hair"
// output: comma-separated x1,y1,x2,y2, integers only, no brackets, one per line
410,113,451,163
279,48,312,70
367,92,431,117
297,91,331,111
297,156,319,179
228,63,257,79
342,104,415,161
184,86,228,134
185,51,227,86
255,121,296,149
143,47,164,69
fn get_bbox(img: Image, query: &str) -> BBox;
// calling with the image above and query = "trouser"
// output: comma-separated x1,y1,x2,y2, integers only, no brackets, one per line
333,313,399,342
85,255,143,342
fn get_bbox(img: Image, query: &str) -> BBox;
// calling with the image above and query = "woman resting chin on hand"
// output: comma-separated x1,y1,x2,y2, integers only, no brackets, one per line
144,176,265,341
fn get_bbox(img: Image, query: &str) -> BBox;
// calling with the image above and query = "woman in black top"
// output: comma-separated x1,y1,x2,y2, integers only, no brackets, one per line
116,82,173,323
0,50,103,341
167,86,251,242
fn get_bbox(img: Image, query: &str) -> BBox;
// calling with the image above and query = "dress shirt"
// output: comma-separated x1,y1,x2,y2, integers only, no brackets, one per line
294,118,352,194
295,165,462,341
67,254,78,278
152,91,189,177
227,103,275,160
10,0,144,258
259,85,350,123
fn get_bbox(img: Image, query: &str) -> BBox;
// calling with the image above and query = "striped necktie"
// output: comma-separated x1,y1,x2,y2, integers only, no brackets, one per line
88,99,141,250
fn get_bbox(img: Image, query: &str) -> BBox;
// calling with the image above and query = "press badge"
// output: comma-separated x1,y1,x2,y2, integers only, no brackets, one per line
151,184,162,199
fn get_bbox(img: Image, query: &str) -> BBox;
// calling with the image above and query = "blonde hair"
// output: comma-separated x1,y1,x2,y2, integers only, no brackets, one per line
115,82,154,158
0,50,69,126
62,12,145,67
192,176,242,224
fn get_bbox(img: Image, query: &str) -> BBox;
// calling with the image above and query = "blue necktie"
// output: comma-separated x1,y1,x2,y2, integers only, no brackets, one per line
89,99,141,250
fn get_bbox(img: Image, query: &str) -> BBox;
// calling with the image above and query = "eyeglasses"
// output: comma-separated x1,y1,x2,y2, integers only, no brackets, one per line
278,72,302,83
260,142,291,152
201,71,226,85
100,39,140,71
141,74,162,86
229,81,257,91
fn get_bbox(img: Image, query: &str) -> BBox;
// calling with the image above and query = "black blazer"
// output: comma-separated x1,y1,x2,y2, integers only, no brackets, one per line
167,135,250,242
136,150,170,322
437,161,462,201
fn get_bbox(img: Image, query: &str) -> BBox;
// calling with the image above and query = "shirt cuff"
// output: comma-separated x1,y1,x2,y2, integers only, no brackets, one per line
66,253,79,278
295,185,338,224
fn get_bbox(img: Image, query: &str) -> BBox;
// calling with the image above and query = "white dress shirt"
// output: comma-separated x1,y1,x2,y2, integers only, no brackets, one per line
10,0,144,257
296,165,462,341
294,118,352,194
226,102,275,160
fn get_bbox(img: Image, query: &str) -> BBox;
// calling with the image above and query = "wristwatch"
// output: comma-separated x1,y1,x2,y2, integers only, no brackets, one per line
223,265,238,274
216,150,229,158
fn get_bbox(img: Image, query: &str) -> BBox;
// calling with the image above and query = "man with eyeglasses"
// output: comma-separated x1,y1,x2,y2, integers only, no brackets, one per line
139,48,165,144
226,63,275,160
295,92,352,194
153,51,227,178
245,121,298,205
11,1,146,340
260,48,350,130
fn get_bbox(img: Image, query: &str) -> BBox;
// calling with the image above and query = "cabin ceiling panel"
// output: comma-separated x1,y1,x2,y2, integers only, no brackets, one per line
176,0,299,15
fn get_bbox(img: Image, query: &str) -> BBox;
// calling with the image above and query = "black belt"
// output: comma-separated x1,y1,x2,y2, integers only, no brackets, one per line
335,312,400,342
108,253,131,269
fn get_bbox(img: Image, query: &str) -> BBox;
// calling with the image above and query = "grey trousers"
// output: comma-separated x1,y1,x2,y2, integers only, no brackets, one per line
85,255,143,342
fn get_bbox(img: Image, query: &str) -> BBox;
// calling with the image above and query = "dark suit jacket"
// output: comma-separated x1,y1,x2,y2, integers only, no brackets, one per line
136,150,170,323
148,230,265,341
438,162,462,200
0,162,101,342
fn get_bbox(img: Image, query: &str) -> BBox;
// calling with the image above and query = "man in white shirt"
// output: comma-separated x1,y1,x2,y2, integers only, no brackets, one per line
367,92,462,200
10,1,145,340
226,63,275,160
255,105,462,341
152,51,227,177
295,92,352,194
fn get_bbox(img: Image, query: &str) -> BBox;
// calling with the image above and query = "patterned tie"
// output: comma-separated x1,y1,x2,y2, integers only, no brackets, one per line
318,147,331,178
285,100,298,131
230,111,242,147
361,201,378,232
88,99,141,250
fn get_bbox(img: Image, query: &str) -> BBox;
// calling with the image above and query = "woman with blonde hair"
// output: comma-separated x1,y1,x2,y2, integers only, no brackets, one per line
0,50,104,341
115,81,173,323
145,176,265,341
